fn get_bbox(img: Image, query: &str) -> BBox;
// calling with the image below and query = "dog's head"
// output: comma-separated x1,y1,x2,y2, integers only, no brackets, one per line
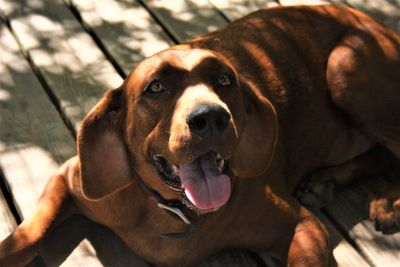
78,47,277,212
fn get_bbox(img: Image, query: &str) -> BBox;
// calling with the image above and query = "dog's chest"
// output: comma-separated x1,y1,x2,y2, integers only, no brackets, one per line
113,221,222,266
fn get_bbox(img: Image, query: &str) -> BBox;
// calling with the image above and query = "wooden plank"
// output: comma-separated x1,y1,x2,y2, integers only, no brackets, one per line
0,21,103,267
278,0,351,6
325,178,400,266
343,0,400,33
0,0,123,131
278,0,400,34
315,211,371,267
0,188,16,241
66,0,174,75
141,0,228,42
208,0,279,21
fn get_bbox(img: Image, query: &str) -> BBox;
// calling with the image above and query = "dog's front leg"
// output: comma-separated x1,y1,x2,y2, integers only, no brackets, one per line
287,213,329,267
0,160,75,267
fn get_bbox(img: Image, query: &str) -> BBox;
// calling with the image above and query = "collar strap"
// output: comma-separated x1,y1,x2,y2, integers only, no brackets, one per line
131,170,197,239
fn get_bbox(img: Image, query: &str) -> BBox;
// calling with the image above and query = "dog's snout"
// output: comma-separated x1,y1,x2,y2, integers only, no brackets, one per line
187,104,231,138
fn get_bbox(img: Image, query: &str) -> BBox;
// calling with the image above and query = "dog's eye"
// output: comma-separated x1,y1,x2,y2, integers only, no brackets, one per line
217,74,232,87
147,80,165,93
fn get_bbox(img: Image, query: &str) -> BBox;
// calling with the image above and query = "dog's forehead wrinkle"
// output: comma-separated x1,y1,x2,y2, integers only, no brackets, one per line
162,49,218,71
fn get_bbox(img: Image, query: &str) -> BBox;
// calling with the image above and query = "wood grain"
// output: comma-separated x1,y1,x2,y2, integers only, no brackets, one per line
208,0,279,21
343,0,400,33
66,0,174,75
325,178,400,266
0,0,123,131
142,0,228,42
0,188,16,242
316,211,371,267
0,21,103,267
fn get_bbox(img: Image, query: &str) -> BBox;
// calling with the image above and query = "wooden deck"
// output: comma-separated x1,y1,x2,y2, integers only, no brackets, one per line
0,0,399,266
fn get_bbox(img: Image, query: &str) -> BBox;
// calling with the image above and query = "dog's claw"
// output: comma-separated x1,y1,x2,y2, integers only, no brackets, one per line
369,188,400,234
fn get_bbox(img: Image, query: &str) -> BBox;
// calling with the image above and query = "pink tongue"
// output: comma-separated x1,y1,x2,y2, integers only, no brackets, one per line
180,153,231,210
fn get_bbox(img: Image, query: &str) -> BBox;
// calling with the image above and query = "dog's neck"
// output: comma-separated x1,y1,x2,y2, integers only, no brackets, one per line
131,167,197,239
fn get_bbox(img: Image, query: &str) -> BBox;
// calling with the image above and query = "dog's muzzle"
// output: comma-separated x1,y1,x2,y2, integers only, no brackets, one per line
153,151,230,211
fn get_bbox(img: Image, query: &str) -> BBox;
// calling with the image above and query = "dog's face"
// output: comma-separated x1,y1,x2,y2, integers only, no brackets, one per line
123,48,244,211
78,47,277,213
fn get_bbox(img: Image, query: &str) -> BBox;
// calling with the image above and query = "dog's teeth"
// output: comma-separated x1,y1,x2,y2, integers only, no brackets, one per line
172,165,180,176
218,160,225,171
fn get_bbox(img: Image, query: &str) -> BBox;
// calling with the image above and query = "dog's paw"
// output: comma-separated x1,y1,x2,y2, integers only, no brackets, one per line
369,186,400,234
295,180,335,209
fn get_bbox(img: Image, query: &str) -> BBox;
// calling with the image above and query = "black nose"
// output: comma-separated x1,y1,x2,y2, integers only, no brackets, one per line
187,104,231,137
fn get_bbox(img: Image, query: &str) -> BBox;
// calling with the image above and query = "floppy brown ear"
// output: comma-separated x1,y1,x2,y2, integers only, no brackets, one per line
78,88,132,200
231,82,278,178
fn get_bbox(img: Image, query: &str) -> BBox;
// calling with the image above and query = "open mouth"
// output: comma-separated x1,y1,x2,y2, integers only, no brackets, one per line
152,151,231,211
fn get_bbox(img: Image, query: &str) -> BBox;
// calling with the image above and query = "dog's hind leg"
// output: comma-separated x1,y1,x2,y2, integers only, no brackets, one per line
326,28,400,232
327,29,400,157
296,145,397,208
0,159,76,267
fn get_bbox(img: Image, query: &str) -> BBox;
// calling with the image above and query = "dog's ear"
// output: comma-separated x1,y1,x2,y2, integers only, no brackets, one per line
231,82,278,178
77,88,132,200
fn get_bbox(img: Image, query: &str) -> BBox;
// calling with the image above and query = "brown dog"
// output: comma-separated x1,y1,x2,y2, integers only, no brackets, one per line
1,4,400,267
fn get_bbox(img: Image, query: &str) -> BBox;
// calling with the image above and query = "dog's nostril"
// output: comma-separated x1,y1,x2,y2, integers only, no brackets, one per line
187,104,230,137
188,116,207,133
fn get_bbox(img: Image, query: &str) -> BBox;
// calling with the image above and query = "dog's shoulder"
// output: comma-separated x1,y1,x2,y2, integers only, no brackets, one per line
58,156,80,193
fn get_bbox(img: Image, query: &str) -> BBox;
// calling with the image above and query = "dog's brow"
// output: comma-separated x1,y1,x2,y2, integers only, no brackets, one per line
164,49,217,71
133,59,186,85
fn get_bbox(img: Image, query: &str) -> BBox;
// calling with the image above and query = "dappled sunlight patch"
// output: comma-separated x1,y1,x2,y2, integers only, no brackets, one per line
0,90,11,102
26,0,43,9
0,145,60,217
68,32,104,65
209,0,279,21
26,14,63,32
30,49,56,70
150,0,220,24
70,0,172,74
60,98,82,117
350,0,400,15
9,20,40,50
1,53,30,73
328,218,400,265
96,1,125,23
352,219,400,249
279,0,331,5
0,190,16,240
143,0,227,41
64,239,101,266
2,0,124,133
329,233,367,266
119,32,169,58
0,28,20,54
